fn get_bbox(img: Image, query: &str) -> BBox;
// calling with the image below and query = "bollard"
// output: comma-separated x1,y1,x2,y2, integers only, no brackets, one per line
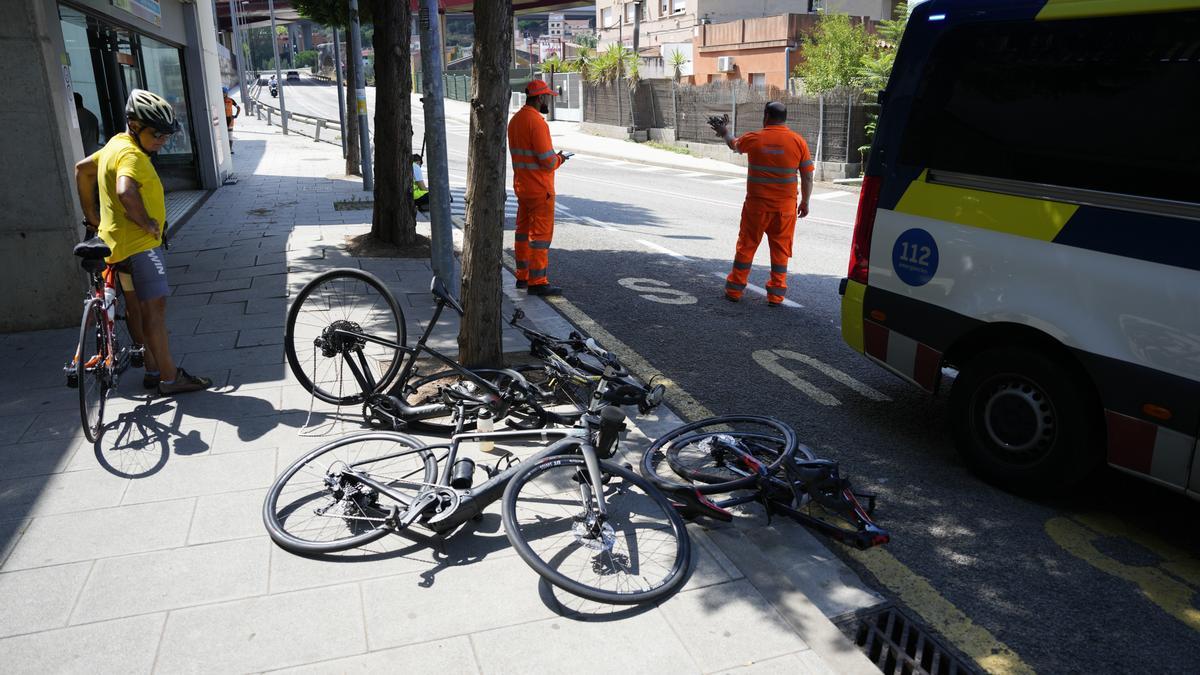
267,108,273,126
314,119,324,142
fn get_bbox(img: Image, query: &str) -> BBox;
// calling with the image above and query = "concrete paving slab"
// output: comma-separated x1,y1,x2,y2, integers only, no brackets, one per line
471,609,698,675
187,488,268,546
156,583,366,674
717,650,838,675
0,612,164,675
0,467,127,520
360,553,558,650
0,561,92,638
2,498,194,571
0,414,37,445
269,635,478,674
180,344,286,372
121,447,275,505
72,537,269,624
658,579,809,672
0,438,83,479
173,277,254,296
218,262,289,280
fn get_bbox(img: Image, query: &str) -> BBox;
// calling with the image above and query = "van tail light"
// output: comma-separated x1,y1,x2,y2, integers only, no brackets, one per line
848,175,883,285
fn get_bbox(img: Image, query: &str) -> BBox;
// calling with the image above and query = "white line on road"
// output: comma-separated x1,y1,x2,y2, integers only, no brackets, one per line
671,172,711,179
709,177,745,185
711,272,803,308
810,191,856,201
636,239,689,260
579,215,619,231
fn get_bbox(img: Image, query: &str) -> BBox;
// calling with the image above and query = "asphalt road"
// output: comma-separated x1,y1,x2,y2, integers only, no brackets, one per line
260,78,1200,674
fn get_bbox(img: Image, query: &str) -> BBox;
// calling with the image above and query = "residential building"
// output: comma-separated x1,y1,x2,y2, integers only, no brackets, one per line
548,12,565,37
597,1,894,50
4,0,232,330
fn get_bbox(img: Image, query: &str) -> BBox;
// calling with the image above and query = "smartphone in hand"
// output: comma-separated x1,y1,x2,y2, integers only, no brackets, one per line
559,151,575,160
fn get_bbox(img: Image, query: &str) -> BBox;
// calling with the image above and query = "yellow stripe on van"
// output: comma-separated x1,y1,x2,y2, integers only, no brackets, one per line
841,279,867,353
894,171,1077,242
1037,0,1200,20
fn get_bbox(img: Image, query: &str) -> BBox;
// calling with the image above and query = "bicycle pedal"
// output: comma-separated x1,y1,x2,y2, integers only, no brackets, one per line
65,371,79,389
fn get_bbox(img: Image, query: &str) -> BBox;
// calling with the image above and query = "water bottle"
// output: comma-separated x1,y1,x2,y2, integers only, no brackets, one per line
103,284,117,322
476,409,497,455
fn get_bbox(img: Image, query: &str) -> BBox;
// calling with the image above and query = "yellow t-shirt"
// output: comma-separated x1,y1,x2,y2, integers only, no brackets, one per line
91,133,166,264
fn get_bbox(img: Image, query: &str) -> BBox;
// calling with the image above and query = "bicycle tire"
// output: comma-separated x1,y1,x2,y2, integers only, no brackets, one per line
666,432,794,485
641,415,797,495
77,298,108,443
503,454,690,605
263,431,437,554
284,269,407,405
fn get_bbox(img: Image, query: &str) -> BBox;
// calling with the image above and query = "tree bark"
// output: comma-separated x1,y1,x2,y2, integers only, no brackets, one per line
368,0,416,246
343,36,361,177
457,1,513,367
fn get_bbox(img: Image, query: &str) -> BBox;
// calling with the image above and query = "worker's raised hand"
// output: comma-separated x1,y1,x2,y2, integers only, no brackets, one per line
707,114,731,137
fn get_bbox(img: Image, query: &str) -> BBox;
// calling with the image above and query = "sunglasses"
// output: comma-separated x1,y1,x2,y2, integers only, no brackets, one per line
136,124,174,140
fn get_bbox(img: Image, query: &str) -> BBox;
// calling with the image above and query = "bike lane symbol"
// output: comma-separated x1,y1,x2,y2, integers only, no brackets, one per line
618,278,698,305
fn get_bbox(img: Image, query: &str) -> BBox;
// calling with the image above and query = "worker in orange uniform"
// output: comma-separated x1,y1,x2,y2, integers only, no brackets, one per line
508,79,570,296
709,102,814,306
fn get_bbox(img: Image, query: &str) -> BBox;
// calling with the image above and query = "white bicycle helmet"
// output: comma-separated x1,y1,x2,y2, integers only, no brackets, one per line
125,89,180,134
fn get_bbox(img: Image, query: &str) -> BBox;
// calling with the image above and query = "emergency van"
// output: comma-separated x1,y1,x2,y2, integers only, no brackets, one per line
838,0,1200,495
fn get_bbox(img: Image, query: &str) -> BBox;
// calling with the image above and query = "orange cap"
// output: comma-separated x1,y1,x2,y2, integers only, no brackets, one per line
525,80,557,97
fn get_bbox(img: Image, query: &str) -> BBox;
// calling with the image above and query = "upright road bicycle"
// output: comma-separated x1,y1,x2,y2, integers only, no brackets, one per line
263,357,689,605
64,237,141,442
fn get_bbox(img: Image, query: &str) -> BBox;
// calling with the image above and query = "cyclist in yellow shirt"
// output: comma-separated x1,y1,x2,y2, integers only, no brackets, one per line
74,89,212,396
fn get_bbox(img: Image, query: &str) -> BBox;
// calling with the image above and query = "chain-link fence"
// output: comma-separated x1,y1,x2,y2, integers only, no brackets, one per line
584,79,870,164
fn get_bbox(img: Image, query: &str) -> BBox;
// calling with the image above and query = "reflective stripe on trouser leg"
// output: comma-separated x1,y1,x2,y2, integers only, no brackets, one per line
520,194,555,286
514,201,533,282
764,208,797,304
726,203,771,298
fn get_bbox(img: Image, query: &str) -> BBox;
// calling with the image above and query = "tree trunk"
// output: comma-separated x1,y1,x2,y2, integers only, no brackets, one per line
343,36,361,177
457,1,512,367
369,0,416,246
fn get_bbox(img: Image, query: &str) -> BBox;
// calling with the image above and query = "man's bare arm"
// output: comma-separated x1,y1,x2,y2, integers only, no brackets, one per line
798,172,814,219
116,175,160,238
74,157,101,229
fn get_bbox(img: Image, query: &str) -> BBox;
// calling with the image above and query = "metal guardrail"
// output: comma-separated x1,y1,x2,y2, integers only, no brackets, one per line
247,95,342,146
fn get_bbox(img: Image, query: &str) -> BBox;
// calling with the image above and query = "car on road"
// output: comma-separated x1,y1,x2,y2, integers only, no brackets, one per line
285,70,300,82
839,0,1200,497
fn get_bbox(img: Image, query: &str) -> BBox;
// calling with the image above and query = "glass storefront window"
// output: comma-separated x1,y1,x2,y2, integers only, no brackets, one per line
140,35,193,158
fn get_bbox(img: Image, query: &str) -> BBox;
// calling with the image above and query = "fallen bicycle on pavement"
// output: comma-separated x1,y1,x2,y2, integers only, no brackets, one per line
263,354,689,605
641,415,890,551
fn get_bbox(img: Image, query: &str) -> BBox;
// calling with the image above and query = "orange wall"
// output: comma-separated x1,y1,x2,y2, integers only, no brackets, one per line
693,46,796,91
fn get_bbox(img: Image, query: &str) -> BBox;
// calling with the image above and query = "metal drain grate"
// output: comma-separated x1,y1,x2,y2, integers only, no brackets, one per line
836,605,978,675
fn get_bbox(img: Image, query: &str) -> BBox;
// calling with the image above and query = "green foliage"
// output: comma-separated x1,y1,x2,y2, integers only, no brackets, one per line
573,33,598,49
858,3,909,161
539,55,573,75
295,50,318,68
667,49,687,82
567,47,594,80
794,13,872,93
587,44,638,87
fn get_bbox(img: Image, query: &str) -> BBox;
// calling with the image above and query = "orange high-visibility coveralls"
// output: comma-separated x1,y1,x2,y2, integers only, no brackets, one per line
508,105,564,288
724,125,815,305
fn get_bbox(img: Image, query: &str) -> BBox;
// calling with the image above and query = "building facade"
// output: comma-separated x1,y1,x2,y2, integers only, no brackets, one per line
2,0,232,331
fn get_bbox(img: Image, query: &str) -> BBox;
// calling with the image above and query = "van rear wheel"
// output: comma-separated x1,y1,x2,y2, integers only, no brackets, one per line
950,347,1100,494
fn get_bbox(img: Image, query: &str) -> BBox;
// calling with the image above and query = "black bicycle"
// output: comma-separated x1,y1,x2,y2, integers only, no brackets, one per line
284,269,567,433
263,367,689,605
641,416,890,551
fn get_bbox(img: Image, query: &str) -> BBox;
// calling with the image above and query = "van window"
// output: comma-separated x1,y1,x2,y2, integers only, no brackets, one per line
898,11,1200,204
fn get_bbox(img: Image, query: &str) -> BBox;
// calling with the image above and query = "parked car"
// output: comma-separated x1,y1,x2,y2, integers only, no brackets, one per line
286,70,300,81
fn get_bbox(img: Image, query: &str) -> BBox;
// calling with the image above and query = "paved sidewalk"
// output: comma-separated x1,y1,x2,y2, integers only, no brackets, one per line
0,113,879,673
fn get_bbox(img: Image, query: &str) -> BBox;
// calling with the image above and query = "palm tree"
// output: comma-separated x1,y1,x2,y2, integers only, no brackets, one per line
667,49,687,83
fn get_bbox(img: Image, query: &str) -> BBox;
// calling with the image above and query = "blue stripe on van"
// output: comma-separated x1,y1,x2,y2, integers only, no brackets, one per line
1053,207,1200,273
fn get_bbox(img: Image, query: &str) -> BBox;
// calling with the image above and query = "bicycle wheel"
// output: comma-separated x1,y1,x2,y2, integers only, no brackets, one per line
503,454,690,605
263,431,437,554
642,416,798,494
77,298,108,443
285,269,407,405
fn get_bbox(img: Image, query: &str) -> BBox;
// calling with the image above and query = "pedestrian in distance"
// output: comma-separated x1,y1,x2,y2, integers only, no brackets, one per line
412,154,430,214
223,86,240,154
709,102,815,306
508,79,570,297
73,89,213,396
74,92,102,156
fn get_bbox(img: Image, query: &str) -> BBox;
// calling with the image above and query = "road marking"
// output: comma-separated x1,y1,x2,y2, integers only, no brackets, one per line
844,548,1036,675
629,164,670,172
753,349,890,406
636,239,689,260
618,278,698,305
672,171,710,178
1046,514,1200,633
811,190,856,201
710,177,745,185
579,215,619,232
709,272,803,308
